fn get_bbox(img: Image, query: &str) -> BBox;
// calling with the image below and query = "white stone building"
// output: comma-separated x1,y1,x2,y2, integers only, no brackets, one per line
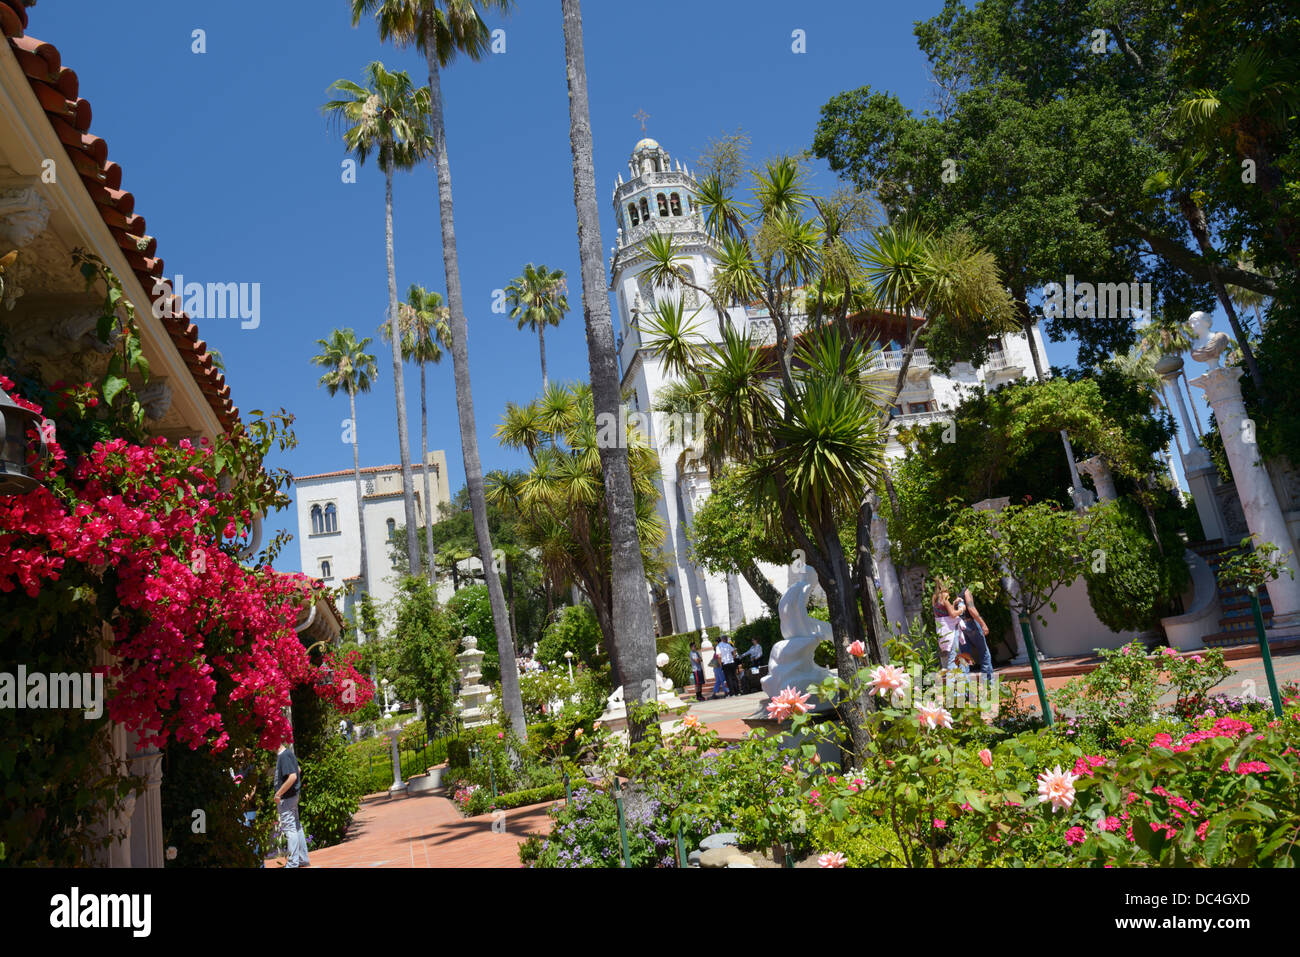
608,137,1048,636
295,450,452,638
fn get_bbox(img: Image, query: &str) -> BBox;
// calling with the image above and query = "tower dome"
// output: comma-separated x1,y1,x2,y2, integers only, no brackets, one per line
634,137,660,151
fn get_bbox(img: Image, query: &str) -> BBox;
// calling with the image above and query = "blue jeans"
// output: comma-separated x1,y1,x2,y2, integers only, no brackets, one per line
278,794,310,868
711,667,727,696
963,620,995,682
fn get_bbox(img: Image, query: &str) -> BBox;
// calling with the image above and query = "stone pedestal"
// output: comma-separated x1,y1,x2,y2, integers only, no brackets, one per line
386,729,407,793
1190,366,1300,627
1078,455,1117,502
455,636,492,728
1182,447,1228,542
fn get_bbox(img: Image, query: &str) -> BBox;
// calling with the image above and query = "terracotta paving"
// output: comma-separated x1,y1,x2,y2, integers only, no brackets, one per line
268,791,557,869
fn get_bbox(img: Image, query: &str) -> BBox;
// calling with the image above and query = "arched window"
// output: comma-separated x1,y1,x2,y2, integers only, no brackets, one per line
310,504,323,535
639,197,650,221
323,502,338,533
656,193,669,216
670,193,682,216
386,517,396,539
320,559,332,580
627,202,639,226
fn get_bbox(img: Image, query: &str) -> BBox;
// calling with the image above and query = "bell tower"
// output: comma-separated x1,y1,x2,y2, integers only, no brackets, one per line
608,138,735,379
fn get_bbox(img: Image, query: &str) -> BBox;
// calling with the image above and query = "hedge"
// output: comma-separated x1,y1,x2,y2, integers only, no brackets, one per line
465,781,567,816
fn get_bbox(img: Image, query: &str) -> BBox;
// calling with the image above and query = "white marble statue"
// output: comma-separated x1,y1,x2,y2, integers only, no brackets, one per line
761,564,833,705
1188,310,1231,368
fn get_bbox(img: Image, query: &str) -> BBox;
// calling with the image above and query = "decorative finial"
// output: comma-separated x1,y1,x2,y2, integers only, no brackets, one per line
634,108,650,133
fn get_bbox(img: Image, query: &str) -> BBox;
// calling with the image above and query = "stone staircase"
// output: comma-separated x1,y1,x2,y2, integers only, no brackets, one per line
1190,540,1276,648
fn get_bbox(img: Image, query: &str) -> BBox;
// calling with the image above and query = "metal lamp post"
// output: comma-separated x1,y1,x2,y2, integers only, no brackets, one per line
1247,584,1284,718
380,677,391,714
0,384,48,494
564,649,574,683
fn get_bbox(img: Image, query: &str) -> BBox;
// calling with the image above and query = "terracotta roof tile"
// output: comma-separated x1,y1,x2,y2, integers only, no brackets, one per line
2,4,239,431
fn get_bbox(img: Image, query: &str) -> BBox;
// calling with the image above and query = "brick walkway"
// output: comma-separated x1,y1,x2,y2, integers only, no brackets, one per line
268,790,557,868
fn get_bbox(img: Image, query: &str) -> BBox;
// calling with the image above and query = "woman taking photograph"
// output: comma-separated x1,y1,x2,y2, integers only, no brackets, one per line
932,579,968,674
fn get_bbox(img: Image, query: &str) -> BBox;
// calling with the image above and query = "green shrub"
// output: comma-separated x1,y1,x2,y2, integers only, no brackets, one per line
1084,499,1190,632
299,735,364,848
661,634,695,688
654,626,721,659
465,781,566,816
536,603,603,669
732,615,781,657
447,585,500,683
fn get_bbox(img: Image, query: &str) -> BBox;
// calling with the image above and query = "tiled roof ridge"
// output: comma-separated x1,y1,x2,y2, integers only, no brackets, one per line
295,461,443,482
1,1,239,431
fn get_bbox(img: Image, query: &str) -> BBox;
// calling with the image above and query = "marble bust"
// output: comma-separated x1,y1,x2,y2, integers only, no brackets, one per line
1188,310,1231,368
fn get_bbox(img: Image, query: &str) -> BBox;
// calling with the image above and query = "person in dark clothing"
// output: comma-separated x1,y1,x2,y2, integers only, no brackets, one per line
274,742,309,868
689,642,705,700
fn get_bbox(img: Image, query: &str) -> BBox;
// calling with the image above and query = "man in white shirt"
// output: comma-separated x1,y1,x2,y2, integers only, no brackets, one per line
716,635,740,696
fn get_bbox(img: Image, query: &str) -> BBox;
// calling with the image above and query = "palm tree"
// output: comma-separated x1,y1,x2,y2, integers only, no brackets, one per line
383,283,450,592
505,263,568,391
322,61,432,585
312,329,379,619
560,0,660,742
351,0,526,742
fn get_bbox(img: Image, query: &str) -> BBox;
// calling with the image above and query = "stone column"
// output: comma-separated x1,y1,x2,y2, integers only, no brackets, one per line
1077,456,1117,502
1190,366,1300,627
128,743,165,868
870,510,907,633
1159,355,1227,541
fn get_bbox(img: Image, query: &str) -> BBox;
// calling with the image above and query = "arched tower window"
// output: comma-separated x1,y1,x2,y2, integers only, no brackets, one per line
670,192,682,216
639,197,650,221
323,503,338,533
310,504,323,535
386,517,396,539
627,202,639,226
656,193,669,216
320,559,332,579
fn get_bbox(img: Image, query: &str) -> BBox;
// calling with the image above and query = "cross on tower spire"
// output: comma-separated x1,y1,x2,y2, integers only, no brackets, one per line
633,108,650,133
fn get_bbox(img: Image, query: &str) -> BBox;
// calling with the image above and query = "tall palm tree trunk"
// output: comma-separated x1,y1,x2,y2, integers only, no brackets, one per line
538,324,549,392
384,165,423,576
423,44,526,741
562,0,658,743
349,389,371,614
420,363,437,592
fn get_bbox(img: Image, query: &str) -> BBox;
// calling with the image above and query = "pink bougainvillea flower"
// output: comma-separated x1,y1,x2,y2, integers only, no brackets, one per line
1036,766,1078,812
1064,826,1087,846
1191,655,1203,663
766,686,811,722
978,748,992,767
1161,646,1178,657
916,703,953,731
867,664,911,703
818,852,847,868
682,714,701,729
497,731,504,740
1223,760,1270,775
933,818,947,830
847,640,866,658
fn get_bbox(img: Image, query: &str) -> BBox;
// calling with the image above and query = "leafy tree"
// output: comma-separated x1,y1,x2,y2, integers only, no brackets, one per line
490,383,665,668
560,0,662,744
310,329,378,601
352,0,526,741
388,576,460,736
535,602,602,669
505,263,568,391
1083,499,1190,633
322,61,432,581
687,465,788,614
382,284,450,590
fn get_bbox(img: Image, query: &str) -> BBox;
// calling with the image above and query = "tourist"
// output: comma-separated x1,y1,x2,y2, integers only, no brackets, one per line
689,641,705,700
708,646,728,699
716,633,741,696
959,584,995,683
274,740,310,868
932,580,965,674
739,637,765,693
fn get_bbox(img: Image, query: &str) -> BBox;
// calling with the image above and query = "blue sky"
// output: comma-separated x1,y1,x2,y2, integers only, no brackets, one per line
30,1,1214,570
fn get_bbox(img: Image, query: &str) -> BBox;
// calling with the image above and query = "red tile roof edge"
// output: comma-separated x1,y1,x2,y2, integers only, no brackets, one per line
294,461,443,483
2,2,239,433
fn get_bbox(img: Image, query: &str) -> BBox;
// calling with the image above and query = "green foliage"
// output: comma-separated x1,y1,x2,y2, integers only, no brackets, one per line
661,633,695,689
465,782,566,817
1053,642,1232,747
1083,499,1190,632
732,615,782,658
688,465,789,575
1217,535,1296,593
297,734,363,848
384,577,459,735
446,585,499,683
535,603,602,669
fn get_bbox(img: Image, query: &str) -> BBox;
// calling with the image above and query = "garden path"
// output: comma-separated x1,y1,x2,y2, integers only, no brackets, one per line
267,791,556,868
